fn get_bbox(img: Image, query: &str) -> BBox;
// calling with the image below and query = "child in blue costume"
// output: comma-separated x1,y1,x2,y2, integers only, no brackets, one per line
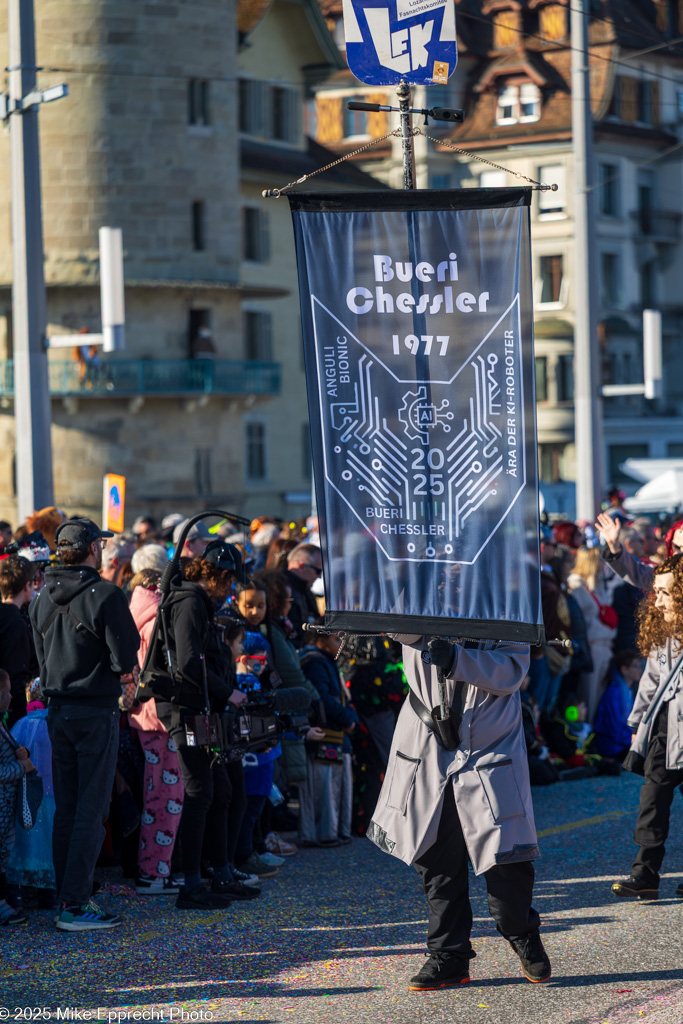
594,650,642,760
233,633,283,867
7,679,56,909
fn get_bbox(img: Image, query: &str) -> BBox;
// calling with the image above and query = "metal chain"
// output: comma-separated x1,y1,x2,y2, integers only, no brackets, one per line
263,126,557,197
414,128,556,190
262,129,404,198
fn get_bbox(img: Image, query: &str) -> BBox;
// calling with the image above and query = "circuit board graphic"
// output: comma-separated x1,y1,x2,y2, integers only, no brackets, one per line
312,294,526,565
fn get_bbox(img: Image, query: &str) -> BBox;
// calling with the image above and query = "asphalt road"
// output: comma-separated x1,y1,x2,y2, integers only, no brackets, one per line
3,771,682,1024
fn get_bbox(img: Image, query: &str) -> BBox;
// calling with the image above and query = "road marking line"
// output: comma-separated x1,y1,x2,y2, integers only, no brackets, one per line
538,808,636,838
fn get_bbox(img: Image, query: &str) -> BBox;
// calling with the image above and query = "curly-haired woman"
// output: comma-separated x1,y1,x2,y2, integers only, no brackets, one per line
612,554,683,901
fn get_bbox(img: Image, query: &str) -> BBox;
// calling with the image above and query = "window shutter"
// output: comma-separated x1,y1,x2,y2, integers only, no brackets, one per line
620,77,638,122
651,80,660,125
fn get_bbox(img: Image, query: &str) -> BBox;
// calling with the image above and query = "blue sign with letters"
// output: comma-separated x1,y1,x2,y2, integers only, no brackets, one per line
343,0,457,86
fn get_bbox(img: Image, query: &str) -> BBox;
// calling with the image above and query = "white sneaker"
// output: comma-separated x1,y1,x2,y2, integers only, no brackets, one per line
231,866,260,887
260,851,285,867
136,874,181,896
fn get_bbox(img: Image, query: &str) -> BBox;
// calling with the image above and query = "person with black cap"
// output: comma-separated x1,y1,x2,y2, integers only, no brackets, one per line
29,518,140,932
148,539,258,910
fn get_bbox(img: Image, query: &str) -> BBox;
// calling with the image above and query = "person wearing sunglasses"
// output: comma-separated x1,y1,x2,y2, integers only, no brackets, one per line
284,543,323,649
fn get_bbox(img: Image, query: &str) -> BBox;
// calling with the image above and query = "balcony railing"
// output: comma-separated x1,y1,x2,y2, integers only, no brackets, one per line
630,210,682,242
0,359,281,397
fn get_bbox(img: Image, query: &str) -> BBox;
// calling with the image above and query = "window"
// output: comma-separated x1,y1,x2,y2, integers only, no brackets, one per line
493,9,518,49
599,163,619,216
496,84,518,124
539,4,567,40
495,82,540,125
188,79,209,126
638,80,653,124
188,309,211,357
539,255,563,304
535,356,548,402
601,253,621,308
607,77,620,118
556,354,574,402
192,201,205,251
302,423,312,481
343,105,369,138
641,261,656,308
637,169,655,234
244,310,273,362
245,420,267,482
194,447,213,496
239,78,267,136
242,206,270,263
609,443,648,484
668,443,683,456
520,83,540,121
272,85,300,142
538,165,565,216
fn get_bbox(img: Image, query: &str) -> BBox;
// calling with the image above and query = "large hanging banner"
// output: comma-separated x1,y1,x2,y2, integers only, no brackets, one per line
290,189,543,643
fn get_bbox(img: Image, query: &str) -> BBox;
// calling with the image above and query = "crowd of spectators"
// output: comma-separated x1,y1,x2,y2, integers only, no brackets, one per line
0,494,678,929
523,500,683,785
0,508,407,929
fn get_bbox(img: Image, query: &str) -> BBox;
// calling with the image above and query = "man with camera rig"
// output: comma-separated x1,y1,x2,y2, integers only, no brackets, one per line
143,539,254,910
367,634,550,990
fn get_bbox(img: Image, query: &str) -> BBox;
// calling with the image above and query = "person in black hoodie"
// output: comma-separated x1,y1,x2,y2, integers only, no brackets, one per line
29,518,140,932
148,541,252,910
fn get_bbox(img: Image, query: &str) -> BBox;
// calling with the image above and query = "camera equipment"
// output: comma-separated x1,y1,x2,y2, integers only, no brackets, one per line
185,686,314,762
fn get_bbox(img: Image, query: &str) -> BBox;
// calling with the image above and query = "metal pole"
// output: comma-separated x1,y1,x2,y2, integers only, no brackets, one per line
9,0,54,520
571,0,603,521
397,79,416,190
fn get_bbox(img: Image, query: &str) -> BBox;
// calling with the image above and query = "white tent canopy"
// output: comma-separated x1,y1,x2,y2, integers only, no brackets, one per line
623,469,683,514
621,458,683,485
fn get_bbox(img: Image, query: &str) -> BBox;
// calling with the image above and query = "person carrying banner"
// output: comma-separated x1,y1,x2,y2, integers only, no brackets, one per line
367,635,550,990
611,554,683,901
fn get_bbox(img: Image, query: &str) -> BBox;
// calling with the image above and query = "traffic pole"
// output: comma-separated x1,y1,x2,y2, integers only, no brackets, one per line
571,0,604,521
397,79,416,190
9,0,54,520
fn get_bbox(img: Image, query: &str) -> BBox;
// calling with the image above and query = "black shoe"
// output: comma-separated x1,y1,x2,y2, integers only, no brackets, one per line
508,932,552,983
408,951,472,991
175,885,232,910
676,883,683,898
611,876,658,900
211,880,261,900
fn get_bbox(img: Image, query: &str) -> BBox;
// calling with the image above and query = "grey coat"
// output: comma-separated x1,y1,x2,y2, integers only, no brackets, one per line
602,547,654,591
367,636,539,875
628,639,683,769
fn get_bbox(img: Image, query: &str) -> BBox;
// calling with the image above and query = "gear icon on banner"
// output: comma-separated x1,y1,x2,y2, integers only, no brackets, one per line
398,386,454,443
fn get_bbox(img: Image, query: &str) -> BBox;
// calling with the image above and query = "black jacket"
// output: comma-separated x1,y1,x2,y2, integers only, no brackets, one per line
284,570,319,649
144,580,235,712
0,603,38,722
30,565,140,708
300,645,359,753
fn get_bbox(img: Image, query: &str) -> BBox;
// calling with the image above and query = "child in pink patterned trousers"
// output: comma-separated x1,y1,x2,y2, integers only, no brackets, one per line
128,570,184,895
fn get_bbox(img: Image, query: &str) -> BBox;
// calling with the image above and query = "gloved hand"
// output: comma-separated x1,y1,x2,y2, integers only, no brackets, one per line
428,637,456,674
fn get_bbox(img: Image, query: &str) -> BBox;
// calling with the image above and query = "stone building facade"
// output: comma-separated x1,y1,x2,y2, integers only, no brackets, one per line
0,0,377,526
313,0,683,512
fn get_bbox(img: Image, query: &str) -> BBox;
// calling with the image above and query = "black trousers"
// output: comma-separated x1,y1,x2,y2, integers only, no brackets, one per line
414,781,540,955
632,706,683,887
157,704,230,877
48,704,119,906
